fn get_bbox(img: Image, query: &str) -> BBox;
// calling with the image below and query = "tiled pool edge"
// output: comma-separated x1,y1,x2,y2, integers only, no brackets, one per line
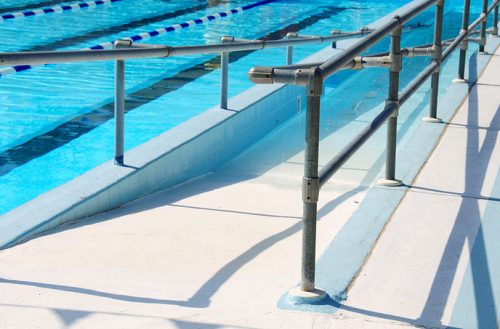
277,37,500,314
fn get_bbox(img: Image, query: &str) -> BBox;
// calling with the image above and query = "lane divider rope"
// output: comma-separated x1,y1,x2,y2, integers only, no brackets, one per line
0,0,278,77
0,0,122,22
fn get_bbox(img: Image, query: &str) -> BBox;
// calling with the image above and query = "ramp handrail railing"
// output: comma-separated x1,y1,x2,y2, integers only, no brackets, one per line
247,0,498,301
0,26,377,165
0,0,498,303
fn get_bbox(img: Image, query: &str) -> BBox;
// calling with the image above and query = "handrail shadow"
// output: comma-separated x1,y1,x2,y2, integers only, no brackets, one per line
413,52,499,327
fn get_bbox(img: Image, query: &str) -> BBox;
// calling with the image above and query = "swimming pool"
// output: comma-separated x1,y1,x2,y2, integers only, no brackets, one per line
0,0,481,216
0,0,412,215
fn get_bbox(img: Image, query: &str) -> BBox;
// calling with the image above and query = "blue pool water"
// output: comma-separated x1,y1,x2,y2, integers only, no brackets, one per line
0,0,61,10
0,0,483,215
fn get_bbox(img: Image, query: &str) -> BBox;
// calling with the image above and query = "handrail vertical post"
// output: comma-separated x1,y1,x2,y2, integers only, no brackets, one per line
479,0,490,53
289,67,326,303
378,24,403,187
286,32,298,65
113,40,128,166
425,0,445,123
493,2,499,36
220,36,233,110
302,77,320,292
456,0,471,82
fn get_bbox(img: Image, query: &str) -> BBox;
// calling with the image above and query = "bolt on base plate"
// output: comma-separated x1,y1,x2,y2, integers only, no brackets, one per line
377,178,403,187
422,116,443,123
287,286,327,305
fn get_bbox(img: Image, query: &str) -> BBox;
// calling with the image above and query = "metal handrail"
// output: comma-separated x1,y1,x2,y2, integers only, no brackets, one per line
0,27,376,164
0,0,497,303
0,29,371,66
247,0,499,301
248,0,436,86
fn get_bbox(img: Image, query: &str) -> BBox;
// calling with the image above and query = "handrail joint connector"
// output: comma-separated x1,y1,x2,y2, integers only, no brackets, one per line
390,50,402,73
248,66,274,84
459,30,469,50
392,16,403,34
389,21,403,73
432,45,443,72
307,67,324,96
352,57,364,70
302,177,320,203
480,35,487,46
360,26,373,34
386,99,400,118
221,35,235,44
113,39,133,49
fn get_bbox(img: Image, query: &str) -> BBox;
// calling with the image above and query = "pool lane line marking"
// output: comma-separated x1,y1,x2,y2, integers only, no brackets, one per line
0,0,278,77
23,1,228,52
0,5,346,178
0,0,122,22
0,0,77,15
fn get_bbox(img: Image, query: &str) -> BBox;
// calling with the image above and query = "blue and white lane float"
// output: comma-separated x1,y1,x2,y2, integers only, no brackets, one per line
0,0,122,22
0,0,277,77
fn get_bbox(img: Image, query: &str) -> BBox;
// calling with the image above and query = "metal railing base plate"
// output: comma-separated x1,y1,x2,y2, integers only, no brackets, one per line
452,78,468,84
377,178,403,187
422,116,444,123
286,286,327,305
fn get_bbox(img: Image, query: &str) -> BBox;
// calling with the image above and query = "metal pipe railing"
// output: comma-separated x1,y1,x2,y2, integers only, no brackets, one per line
319,1,435,78
215,29,373,108
301,68,322,292
382,26,403,186
318,102,398,186
286,32,297,65
399,62,439,105
493,3,499,35
0,29,373,67
0,0,496,303
246,0,498,302
0,47,171,66
426,0,445,123
457,0,472,80
113,40,129,165
479,0,489,52
220,36,232,110
0,25,378,165
248,0,436,86
403,0,497,103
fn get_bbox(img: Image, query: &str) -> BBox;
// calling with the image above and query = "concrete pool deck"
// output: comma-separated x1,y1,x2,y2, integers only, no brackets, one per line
0,46,499,329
